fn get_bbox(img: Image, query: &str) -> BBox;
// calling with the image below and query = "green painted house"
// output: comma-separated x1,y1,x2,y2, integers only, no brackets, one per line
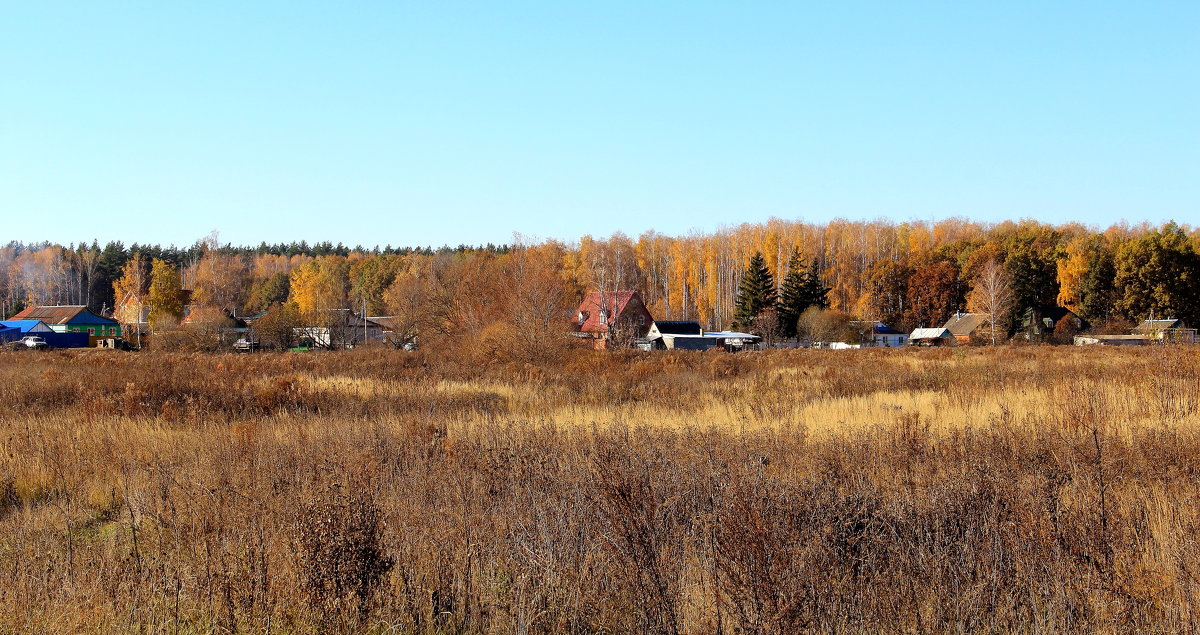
9,305,121,337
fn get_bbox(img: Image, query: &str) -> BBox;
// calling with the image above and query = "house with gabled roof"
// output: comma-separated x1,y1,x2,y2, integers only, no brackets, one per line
572,291,653,349
9,305,121,338
1133,318,1184,335
942,312,990,345
1019,306,1086,341
849,321,908,347
1133,318,1195,344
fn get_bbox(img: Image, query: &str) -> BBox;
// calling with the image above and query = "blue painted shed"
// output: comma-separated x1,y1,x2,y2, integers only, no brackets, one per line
1,319,55,334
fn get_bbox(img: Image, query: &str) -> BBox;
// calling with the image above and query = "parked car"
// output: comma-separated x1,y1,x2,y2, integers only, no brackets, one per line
21,336,49,350
233,338,260,353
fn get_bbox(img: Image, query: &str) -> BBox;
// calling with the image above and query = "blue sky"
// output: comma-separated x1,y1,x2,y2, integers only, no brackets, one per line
2,2,1196,248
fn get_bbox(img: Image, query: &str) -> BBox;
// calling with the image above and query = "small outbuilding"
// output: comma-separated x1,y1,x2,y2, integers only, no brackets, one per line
909,327,954,346
1074,335,1149,346
0,319,55,334
646,321,713,350
704,331,762,351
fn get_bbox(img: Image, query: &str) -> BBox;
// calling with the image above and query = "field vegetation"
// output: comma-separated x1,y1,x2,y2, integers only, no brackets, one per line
2,345,1199,632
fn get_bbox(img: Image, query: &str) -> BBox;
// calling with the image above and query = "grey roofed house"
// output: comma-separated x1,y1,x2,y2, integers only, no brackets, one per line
942,312,990,342
1132,318,1196,344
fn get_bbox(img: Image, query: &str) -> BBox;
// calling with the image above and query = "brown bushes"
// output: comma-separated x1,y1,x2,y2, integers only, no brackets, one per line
1,346,1199,631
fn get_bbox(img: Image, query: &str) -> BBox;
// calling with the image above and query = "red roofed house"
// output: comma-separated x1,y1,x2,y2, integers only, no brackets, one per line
573,291,653,349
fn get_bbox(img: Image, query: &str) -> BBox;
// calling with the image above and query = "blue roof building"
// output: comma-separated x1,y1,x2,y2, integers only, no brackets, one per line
1,320,55,334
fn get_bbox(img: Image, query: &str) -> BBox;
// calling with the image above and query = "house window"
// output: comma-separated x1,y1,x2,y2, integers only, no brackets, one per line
599,310,609,325
577,312,585,326
88,328,95,335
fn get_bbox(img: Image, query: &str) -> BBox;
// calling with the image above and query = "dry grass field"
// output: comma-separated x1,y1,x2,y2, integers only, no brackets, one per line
2,345,1199,633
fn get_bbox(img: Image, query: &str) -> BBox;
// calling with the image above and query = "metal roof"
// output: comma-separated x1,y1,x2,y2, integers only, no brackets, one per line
1134,319,1182,333
943,313,989,336
0,320,53,333
9,305,117,326
704,331,761,339
850,320,904,335
910,328,952,340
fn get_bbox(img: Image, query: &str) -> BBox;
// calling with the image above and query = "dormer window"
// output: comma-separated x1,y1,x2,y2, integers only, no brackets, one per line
599,310,609,325
578,312,585,326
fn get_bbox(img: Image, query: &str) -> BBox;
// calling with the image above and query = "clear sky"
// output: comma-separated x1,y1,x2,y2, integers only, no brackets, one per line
2,2,1197,248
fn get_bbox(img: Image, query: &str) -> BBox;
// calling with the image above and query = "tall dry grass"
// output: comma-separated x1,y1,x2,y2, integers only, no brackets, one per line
1,345,1199,632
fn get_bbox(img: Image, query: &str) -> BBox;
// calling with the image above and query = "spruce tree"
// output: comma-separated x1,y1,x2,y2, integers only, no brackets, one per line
800,258,830,310
776,249,808,338
733,252,776,330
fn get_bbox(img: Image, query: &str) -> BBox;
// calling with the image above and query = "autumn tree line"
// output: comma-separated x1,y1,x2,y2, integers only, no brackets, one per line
2,219,1198,347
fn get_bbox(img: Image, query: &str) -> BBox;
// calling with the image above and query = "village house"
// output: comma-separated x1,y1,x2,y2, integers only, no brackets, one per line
1133,318,1196,344
294,309,387,349
180,306,251,345
942,312,990,344
9,306,121,346
572,291,653,349
115,289,194,339
849,321,908,347
1019,306,1086,341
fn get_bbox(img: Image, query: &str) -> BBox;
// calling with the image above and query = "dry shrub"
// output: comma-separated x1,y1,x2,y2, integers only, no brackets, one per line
293,484,395,623
1,345,1200,632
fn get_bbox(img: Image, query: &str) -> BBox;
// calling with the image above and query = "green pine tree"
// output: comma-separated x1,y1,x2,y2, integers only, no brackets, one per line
776,249,808,338
733,252,776,331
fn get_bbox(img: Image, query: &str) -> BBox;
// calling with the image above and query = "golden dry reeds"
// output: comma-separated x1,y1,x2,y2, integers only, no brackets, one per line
1,345,1199,632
